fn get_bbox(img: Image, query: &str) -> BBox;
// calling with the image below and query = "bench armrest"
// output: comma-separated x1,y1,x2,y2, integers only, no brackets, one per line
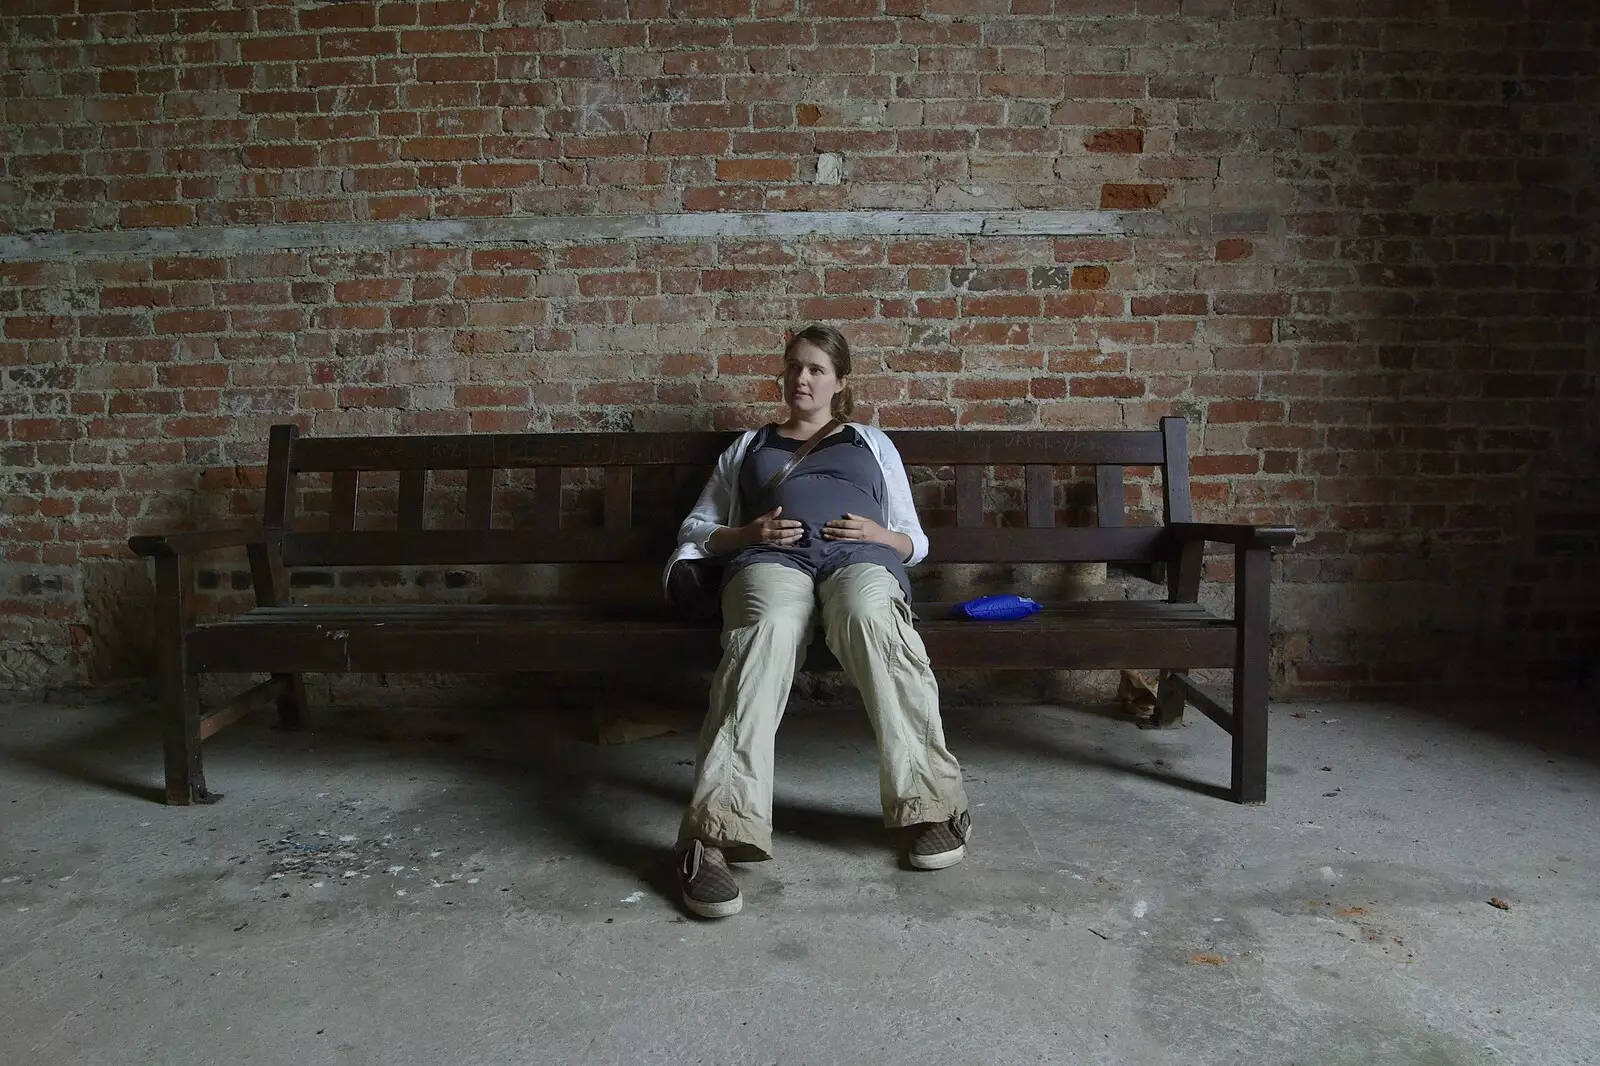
128,528,266,558
1168,522,1295,550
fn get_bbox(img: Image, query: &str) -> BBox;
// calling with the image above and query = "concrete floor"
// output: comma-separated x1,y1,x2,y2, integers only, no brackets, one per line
0,688,1597,1066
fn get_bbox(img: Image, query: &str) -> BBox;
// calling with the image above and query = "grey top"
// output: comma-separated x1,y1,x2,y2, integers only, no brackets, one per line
725,425,913,601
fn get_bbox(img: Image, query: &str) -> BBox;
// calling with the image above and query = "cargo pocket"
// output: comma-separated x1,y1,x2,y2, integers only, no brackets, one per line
888,595,932,668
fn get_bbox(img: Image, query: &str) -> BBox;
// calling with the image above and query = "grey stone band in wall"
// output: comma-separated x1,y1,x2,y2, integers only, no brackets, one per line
0,211,1130,262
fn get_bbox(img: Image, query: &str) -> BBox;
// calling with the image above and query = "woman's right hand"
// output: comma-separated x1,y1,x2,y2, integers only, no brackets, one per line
741,506,804,548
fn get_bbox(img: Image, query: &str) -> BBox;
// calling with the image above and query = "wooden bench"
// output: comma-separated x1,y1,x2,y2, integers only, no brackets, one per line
130,417,1293,807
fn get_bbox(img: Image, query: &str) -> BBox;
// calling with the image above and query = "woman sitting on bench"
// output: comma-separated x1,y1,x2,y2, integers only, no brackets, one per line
665,323,972,919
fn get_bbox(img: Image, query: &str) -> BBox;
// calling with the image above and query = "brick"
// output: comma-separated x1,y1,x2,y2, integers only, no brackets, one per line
1132,294,1208,316
453,275,527,300
154,311,226,334
468,250,548,273
1055,239,1133,263
1191,454,1261,476
797,296,875,320
1100,183,1168,209
392,304,465,329
1071,265,1111,290
242,91,318,114
1065,75,1146,99
12,418,80,441
1043,294,1123,318
667,103,750,129
455,385,530,407
461,164,542,188
159,364,228,388
683,186,763,211
561,135,648,158
557,246,631,269
962,295,1041,318
888,240,968,266
164,417,230,438
417,56,494,82
316,306,387,330
578,382,655,405
5,317,72,339
401,137,480,161
951,321,1028,345
952,378,1029,401
1216,238,1254,262
715,158,797,182
397,29,476,53
120,204,195,228
981,75,1064,99
1208,401,1285,423
1070,376,1144,398
242,145,318,170
578,272,658,297
1085,128,1145,153
468,303,547,327
241,35,318,63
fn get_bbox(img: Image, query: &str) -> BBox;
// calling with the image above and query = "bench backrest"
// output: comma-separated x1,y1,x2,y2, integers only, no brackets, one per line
265,418,1194,568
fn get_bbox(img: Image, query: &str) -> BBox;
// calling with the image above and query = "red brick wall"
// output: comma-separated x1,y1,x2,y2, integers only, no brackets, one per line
1,1,1595,697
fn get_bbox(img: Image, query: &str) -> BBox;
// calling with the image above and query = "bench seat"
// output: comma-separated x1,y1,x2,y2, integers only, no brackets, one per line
184,600,1237,675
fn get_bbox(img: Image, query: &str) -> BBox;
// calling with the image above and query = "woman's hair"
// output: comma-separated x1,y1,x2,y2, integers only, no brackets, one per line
784,323,853,419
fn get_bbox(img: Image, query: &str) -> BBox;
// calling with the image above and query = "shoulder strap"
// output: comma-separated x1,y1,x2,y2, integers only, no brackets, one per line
760,418,841,495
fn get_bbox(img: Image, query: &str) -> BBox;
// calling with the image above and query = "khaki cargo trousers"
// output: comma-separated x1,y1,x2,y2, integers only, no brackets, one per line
677,562,968,859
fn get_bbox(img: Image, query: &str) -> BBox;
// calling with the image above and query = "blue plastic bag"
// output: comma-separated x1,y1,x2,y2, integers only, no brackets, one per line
951,594,1043,621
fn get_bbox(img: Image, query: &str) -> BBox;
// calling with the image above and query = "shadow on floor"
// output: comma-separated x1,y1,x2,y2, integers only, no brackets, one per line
945,704,1235,803
0,699,166,804
17,689,1597,911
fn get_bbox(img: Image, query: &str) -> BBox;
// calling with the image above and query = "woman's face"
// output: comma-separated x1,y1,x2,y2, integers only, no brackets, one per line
782,341,843,418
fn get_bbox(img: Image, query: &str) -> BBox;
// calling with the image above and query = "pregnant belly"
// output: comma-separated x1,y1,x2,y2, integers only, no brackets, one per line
768,476,883,540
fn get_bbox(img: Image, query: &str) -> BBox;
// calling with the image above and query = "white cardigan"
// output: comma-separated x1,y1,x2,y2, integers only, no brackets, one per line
663,423,930,595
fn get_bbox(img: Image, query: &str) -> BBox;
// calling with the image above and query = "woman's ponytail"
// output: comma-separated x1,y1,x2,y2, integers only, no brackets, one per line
831,383,855,420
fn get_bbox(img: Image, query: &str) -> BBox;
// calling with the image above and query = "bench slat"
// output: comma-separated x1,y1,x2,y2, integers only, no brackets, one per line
186,601,1237,674
293,432,737,472
214,600,1219,623
397,469,425,532
289,429,1168,473
264,424,299,531
1026,465,1054,528
927,526,1164,563
465,468,494,530
533,467,561,532
605,467,632,530
892,430,1166,466
1161,417,1193,523
276,525,1168,567
956,466,983,529
1096,465,1124,527
280,529,674,567
329,471,358,533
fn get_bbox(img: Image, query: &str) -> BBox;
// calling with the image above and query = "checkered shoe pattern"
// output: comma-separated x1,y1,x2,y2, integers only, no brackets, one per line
677,840,742,918
907,810,972,870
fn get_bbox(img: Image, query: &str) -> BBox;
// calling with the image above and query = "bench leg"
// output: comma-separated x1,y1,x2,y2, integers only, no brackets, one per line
160,668,217,805
246,542,307,733
274,673,308,731
1152,670,1187,728
155,554,219,805
1232,546,1271,804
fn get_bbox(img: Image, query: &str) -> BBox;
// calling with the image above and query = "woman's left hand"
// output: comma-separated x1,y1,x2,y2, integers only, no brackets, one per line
822,513,888,545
